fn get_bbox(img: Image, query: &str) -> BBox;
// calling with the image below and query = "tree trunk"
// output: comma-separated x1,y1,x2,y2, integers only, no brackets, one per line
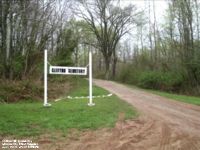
148,0,153,61
98,51,102,71
153,0,157,63
112,55,117,79
195,0,199,40
6,5,11,79
104,57,110,80
75,47,78,66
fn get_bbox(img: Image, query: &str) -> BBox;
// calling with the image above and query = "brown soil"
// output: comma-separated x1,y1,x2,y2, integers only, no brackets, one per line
1,80,200,150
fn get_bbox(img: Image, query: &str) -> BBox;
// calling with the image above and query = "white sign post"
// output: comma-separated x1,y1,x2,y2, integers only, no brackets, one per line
88,49,95,106
44,49,51,107
43,49,95,107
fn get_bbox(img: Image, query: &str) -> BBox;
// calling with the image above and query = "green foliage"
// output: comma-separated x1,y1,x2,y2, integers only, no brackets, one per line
0,76,76,103
11,55,25,78
116,64,139,84
53,29,77,66
0,80,43,103
0,62,3,76
116,64,185,92
138,71,184,91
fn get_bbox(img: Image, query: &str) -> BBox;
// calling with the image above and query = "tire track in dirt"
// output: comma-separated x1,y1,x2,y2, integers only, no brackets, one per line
93,79,200,150
159,124,171,150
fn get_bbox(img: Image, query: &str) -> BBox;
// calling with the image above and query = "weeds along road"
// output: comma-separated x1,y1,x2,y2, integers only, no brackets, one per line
93,79,200,150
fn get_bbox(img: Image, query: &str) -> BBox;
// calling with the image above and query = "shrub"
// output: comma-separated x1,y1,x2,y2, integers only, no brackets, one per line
138,71,184,91
0,80,42,103
116,65,139,84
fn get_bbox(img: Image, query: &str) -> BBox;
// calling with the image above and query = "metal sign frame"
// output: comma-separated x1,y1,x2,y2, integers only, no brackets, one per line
43,49,95,107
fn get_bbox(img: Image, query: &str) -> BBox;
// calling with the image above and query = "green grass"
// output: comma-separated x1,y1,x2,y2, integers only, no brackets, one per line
126,84,200,106
147,90,200,106
0,78,137,137
69,77,109,97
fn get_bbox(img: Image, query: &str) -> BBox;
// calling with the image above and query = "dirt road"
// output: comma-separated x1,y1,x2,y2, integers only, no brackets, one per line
39,79,200,150
93,79,200,149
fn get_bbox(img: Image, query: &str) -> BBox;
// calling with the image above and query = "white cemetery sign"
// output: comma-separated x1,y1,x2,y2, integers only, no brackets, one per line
49,66,87,75
44,49,95,107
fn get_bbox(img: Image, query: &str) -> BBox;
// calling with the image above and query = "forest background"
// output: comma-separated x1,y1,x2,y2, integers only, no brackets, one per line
0,0,200,103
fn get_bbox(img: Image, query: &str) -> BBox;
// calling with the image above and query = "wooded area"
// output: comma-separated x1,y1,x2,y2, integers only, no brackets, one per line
116,0,200,95
0,0,200,99
0,0,76,80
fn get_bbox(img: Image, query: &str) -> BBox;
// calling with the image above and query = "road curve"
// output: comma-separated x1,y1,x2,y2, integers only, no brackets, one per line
93,79,200,150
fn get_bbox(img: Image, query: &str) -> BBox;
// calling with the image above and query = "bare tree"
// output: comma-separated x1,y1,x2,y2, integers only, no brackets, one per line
74,0,140,79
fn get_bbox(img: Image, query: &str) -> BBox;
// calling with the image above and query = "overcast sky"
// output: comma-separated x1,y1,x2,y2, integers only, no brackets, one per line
116,0,169,48
118,0,168,22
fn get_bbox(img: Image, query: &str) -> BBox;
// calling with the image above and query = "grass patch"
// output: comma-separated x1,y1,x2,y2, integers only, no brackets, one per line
0,78,137,137
126,84,200,106
147,90,200,106
69,77,109,97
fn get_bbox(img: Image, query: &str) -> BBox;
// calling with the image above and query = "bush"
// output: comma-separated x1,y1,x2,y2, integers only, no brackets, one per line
0,76,74,103
0,80,43,103
116,65,140,84
138,71,184,91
